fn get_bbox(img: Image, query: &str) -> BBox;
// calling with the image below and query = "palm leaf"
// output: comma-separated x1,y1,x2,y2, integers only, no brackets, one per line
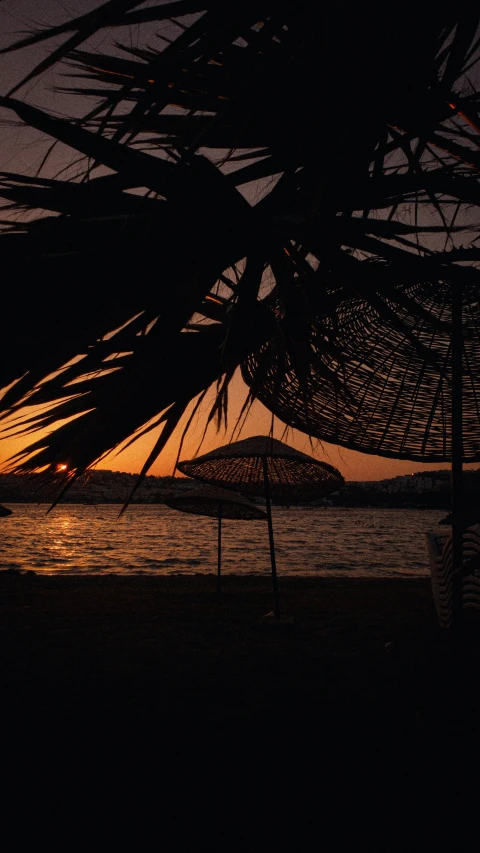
1,1,480,490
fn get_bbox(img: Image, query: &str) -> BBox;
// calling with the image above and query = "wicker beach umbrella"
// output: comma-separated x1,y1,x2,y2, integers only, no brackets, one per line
164,485,266,596
177,436,344,619
242,280,479,463
242,278,479,624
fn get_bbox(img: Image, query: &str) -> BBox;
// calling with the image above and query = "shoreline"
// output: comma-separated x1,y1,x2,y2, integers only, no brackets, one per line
1,567,431,578
0,499,449,509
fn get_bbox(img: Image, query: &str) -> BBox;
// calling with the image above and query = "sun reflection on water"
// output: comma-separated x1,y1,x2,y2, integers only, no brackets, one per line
0,504,444,578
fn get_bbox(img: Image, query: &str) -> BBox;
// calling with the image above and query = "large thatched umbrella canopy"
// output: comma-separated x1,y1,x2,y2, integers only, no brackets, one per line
242,275,480,627
242,279,480,463
0,2,479,501
164,484,266,595
178,436,344,619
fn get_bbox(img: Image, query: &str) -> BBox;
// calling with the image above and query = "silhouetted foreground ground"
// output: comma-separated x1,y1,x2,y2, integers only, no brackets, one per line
1,573,479,838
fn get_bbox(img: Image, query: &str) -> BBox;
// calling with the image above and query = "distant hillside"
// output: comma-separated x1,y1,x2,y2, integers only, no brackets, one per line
329,469,480,509
0,470,196,505
1,467,479,508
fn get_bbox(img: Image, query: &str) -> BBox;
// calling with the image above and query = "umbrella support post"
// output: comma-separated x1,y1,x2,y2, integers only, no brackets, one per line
259,459,294,626
452,285,464,634
262,458,280,619
217,502,222,600
451,282,464,634
265,493,280,619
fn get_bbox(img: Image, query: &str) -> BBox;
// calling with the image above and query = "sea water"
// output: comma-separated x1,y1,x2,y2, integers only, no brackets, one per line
0,503,445,577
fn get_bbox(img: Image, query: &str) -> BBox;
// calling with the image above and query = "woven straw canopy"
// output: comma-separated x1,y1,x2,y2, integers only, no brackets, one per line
177,436,344,501
164,485,266,521
242,280,480,463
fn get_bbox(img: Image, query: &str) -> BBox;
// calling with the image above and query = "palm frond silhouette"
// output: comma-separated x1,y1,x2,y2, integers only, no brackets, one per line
0,1,479,493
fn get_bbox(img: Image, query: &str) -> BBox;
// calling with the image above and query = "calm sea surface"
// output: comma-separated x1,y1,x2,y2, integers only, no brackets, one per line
0,504,445,578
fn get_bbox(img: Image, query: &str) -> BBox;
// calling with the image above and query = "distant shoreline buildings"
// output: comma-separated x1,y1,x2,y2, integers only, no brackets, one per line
1,468,479,509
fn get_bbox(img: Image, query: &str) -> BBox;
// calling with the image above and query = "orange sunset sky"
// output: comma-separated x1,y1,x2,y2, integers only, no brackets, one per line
0,368,470,483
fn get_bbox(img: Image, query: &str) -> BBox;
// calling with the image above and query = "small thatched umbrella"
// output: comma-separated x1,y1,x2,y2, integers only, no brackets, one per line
164,485,266,596
177,436,344,620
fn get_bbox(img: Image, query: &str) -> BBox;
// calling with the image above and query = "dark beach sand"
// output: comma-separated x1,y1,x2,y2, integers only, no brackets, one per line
1,572,479,835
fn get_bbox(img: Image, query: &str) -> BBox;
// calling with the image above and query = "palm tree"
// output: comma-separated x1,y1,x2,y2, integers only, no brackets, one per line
0,1,479,501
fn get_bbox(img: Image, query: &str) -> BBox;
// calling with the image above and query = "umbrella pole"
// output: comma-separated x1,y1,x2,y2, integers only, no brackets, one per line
217,501,222,599
451,282,464,632
263,458,280,619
